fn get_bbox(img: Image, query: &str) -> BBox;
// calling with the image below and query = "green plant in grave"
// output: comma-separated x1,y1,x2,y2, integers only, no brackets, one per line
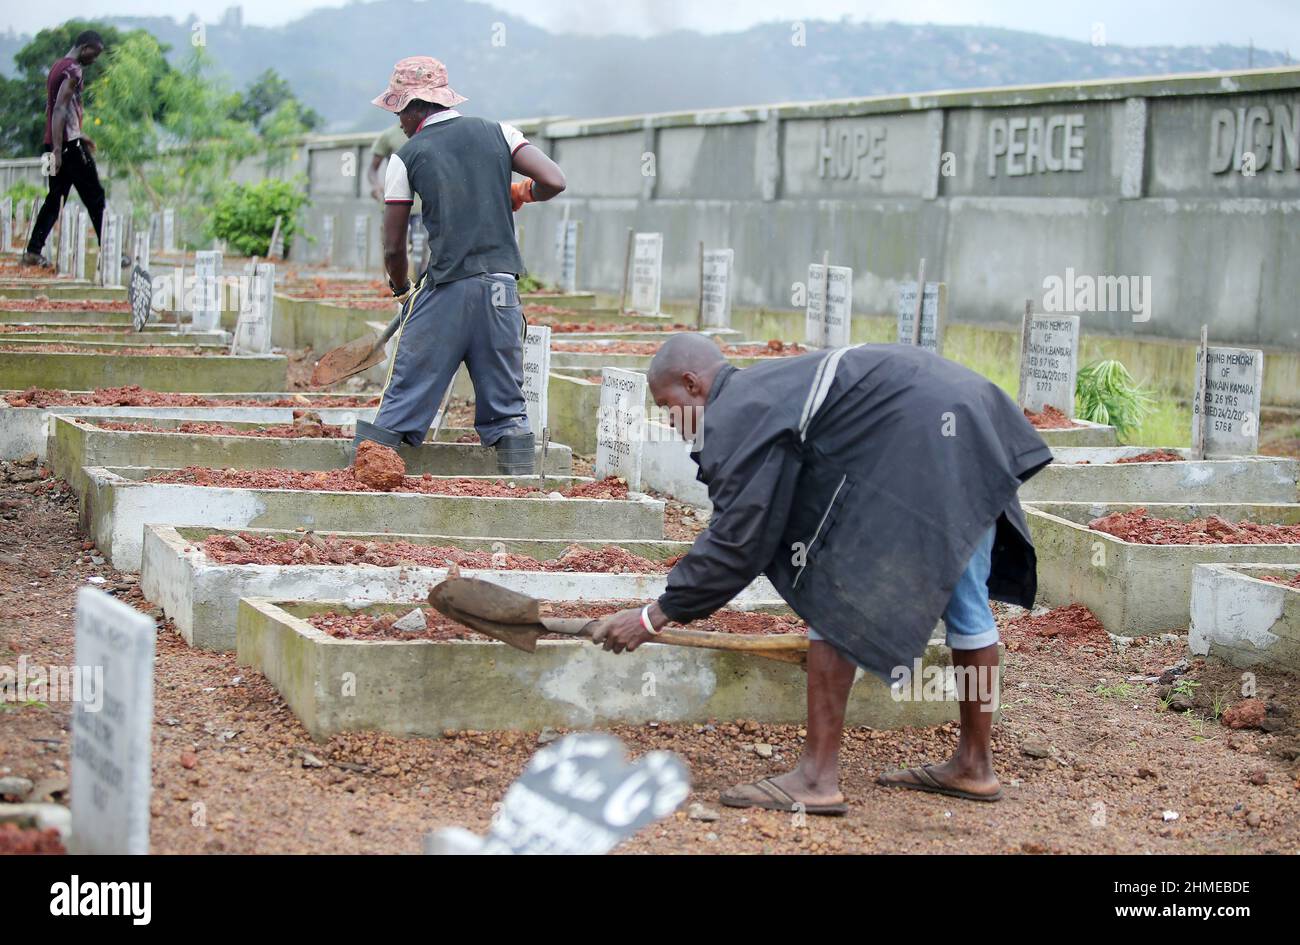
211,178,309,257
4,180,45,206
1075,359,1155,440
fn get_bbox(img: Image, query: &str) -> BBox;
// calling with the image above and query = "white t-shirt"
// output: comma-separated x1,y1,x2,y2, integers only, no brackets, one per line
383,110,530,204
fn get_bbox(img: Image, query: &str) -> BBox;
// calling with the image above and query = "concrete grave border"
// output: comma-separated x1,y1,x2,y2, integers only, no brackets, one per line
1022,447,1298,503
141,524,787,651
1189,564,1300,673
1026,501,1300,635
236,597,969,739
83,465,666,570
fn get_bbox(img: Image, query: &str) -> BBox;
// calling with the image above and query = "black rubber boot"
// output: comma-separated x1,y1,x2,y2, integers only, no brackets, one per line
351,419,404,459
494,432,535,476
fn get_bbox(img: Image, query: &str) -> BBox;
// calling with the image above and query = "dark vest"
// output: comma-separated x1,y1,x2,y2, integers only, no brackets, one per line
396,115,525,286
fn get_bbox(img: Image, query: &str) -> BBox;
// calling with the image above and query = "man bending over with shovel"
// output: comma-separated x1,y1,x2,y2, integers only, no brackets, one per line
589,334,1052,814
358,56,565,474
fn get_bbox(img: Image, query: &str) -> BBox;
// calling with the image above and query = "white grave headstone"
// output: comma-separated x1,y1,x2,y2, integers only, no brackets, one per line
555,219,579,294
69,586,155,855
73,210,88,281
321,214,335,266
896,282,945,354
99,211,122,287
1193,346,1263,458
57,204,73,274
232,263,275,354
630,233,663,315
162,207,176,253
701,248,734,329
595,367,647,492
0,196,11,251
1019,314,1080,415
522,324,552,436
26,196,40,246
805,263,853,348
133,230,150,272
192,250,223,331
354,214,371,269
267,215,284,260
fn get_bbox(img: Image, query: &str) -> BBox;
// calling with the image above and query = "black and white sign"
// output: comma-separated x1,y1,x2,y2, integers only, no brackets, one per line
98,211,121,287
630,233,663,315
522,324,551,435
806,263,853,348
595,367,647,492
896,282,946,354
129,265,153,332
701,248,734,329
1020,314,1079,415
1193,346,1263,457
70,587,156,855
477,733,689,855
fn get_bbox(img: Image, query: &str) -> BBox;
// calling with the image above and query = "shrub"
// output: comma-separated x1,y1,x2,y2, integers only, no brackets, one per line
1075,359,1154,439
211,178,308,257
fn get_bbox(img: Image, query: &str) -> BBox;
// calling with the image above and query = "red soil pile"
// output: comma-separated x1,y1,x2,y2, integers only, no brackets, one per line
284,278,386,299
1114,449,1183,464
0,298,130,312
0,823,66,854
3,386,379,408
145,466,631,498
1088,507,1300,545
1,324,133,334
309,600,806,642
1002,603,1109,652
1024,405,1078,430
530,318,694,333
551,339,805,357
96,412,348,439
1260,573,1300,588
352,440,406,491
202,533,671,572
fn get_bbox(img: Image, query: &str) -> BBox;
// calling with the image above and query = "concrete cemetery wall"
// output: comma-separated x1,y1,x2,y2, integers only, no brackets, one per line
286,67,1300,351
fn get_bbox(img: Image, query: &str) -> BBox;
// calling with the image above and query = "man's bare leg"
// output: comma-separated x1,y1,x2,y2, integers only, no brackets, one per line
722,639,856,807
878,642,1001,797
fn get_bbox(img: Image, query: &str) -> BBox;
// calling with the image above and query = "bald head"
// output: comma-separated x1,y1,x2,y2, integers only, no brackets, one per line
648,333,726,387
647,333,727,443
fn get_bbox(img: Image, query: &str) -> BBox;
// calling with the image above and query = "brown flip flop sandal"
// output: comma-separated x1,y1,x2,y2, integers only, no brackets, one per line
877,764,1003,802
719,777,849,816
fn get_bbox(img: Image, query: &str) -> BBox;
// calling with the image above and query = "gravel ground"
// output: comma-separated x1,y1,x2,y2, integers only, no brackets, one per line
2,456,1298,855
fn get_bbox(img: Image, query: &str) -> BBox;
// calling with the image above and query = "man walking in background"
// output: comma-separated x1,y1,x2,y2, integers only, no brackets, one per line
356,56,565,474
368,122,427,270
23,31,108,268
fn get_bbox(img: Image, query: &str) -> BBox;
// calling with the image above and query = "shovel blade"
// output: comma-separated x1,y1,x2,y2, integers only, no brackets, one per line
309,332,387,388
432,577,542,624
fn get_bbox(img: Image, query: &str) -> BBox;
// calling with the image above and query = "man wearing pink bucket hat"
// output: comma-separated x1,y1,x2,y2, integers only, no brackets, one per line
355,55,566,475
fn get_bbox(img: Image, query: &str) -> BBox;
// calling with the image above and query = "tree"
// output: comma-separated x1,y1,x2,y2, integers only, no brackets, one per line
0,20,140,158
230,69,323,132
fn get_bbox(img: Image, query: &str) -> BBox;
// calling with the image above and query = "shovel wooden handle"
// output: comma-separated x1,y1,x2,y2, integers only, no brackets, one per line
539,618,809,665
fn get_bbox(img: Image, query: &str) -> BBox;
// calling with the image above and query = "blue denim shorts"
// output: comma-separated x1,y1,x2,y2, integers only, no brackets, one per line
806,525,1000,651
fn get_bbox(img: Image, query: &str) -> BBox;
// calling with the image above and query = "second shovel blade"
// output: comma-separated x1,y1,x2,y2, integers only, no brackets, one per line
309,333,386,387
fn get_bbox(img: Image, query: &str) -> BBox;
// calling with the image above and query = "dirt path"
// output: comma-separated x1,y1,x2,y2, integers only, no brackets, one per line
1,460,1296,854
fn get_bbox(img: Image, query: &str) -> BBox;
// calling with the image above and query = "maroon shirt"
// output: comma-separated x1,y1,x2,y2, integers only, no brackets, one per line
43,57,84,147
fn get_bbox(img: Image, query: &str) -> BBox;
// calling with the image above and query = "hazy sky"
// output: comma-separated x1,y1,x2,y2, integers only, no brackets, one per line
2,0,1297,54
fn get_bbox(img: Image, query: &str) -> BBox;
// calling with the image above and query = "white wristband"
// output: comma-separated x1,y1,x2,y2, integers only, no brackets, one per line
640,605,658,635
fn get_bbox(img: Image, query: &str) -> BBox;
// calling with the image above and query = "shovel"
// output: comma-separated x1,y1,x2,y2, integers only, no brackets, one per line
428,577,808,665
310,294,410,387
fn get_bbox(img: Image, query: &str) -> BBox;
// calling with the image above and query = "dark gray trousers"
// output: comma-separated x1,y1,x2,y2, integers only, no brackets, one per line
369,272,530,447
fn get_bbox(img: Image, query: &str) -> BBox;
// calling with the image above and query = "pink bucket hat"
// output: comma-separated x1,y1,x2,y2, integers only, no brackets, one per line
372,56,467,112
